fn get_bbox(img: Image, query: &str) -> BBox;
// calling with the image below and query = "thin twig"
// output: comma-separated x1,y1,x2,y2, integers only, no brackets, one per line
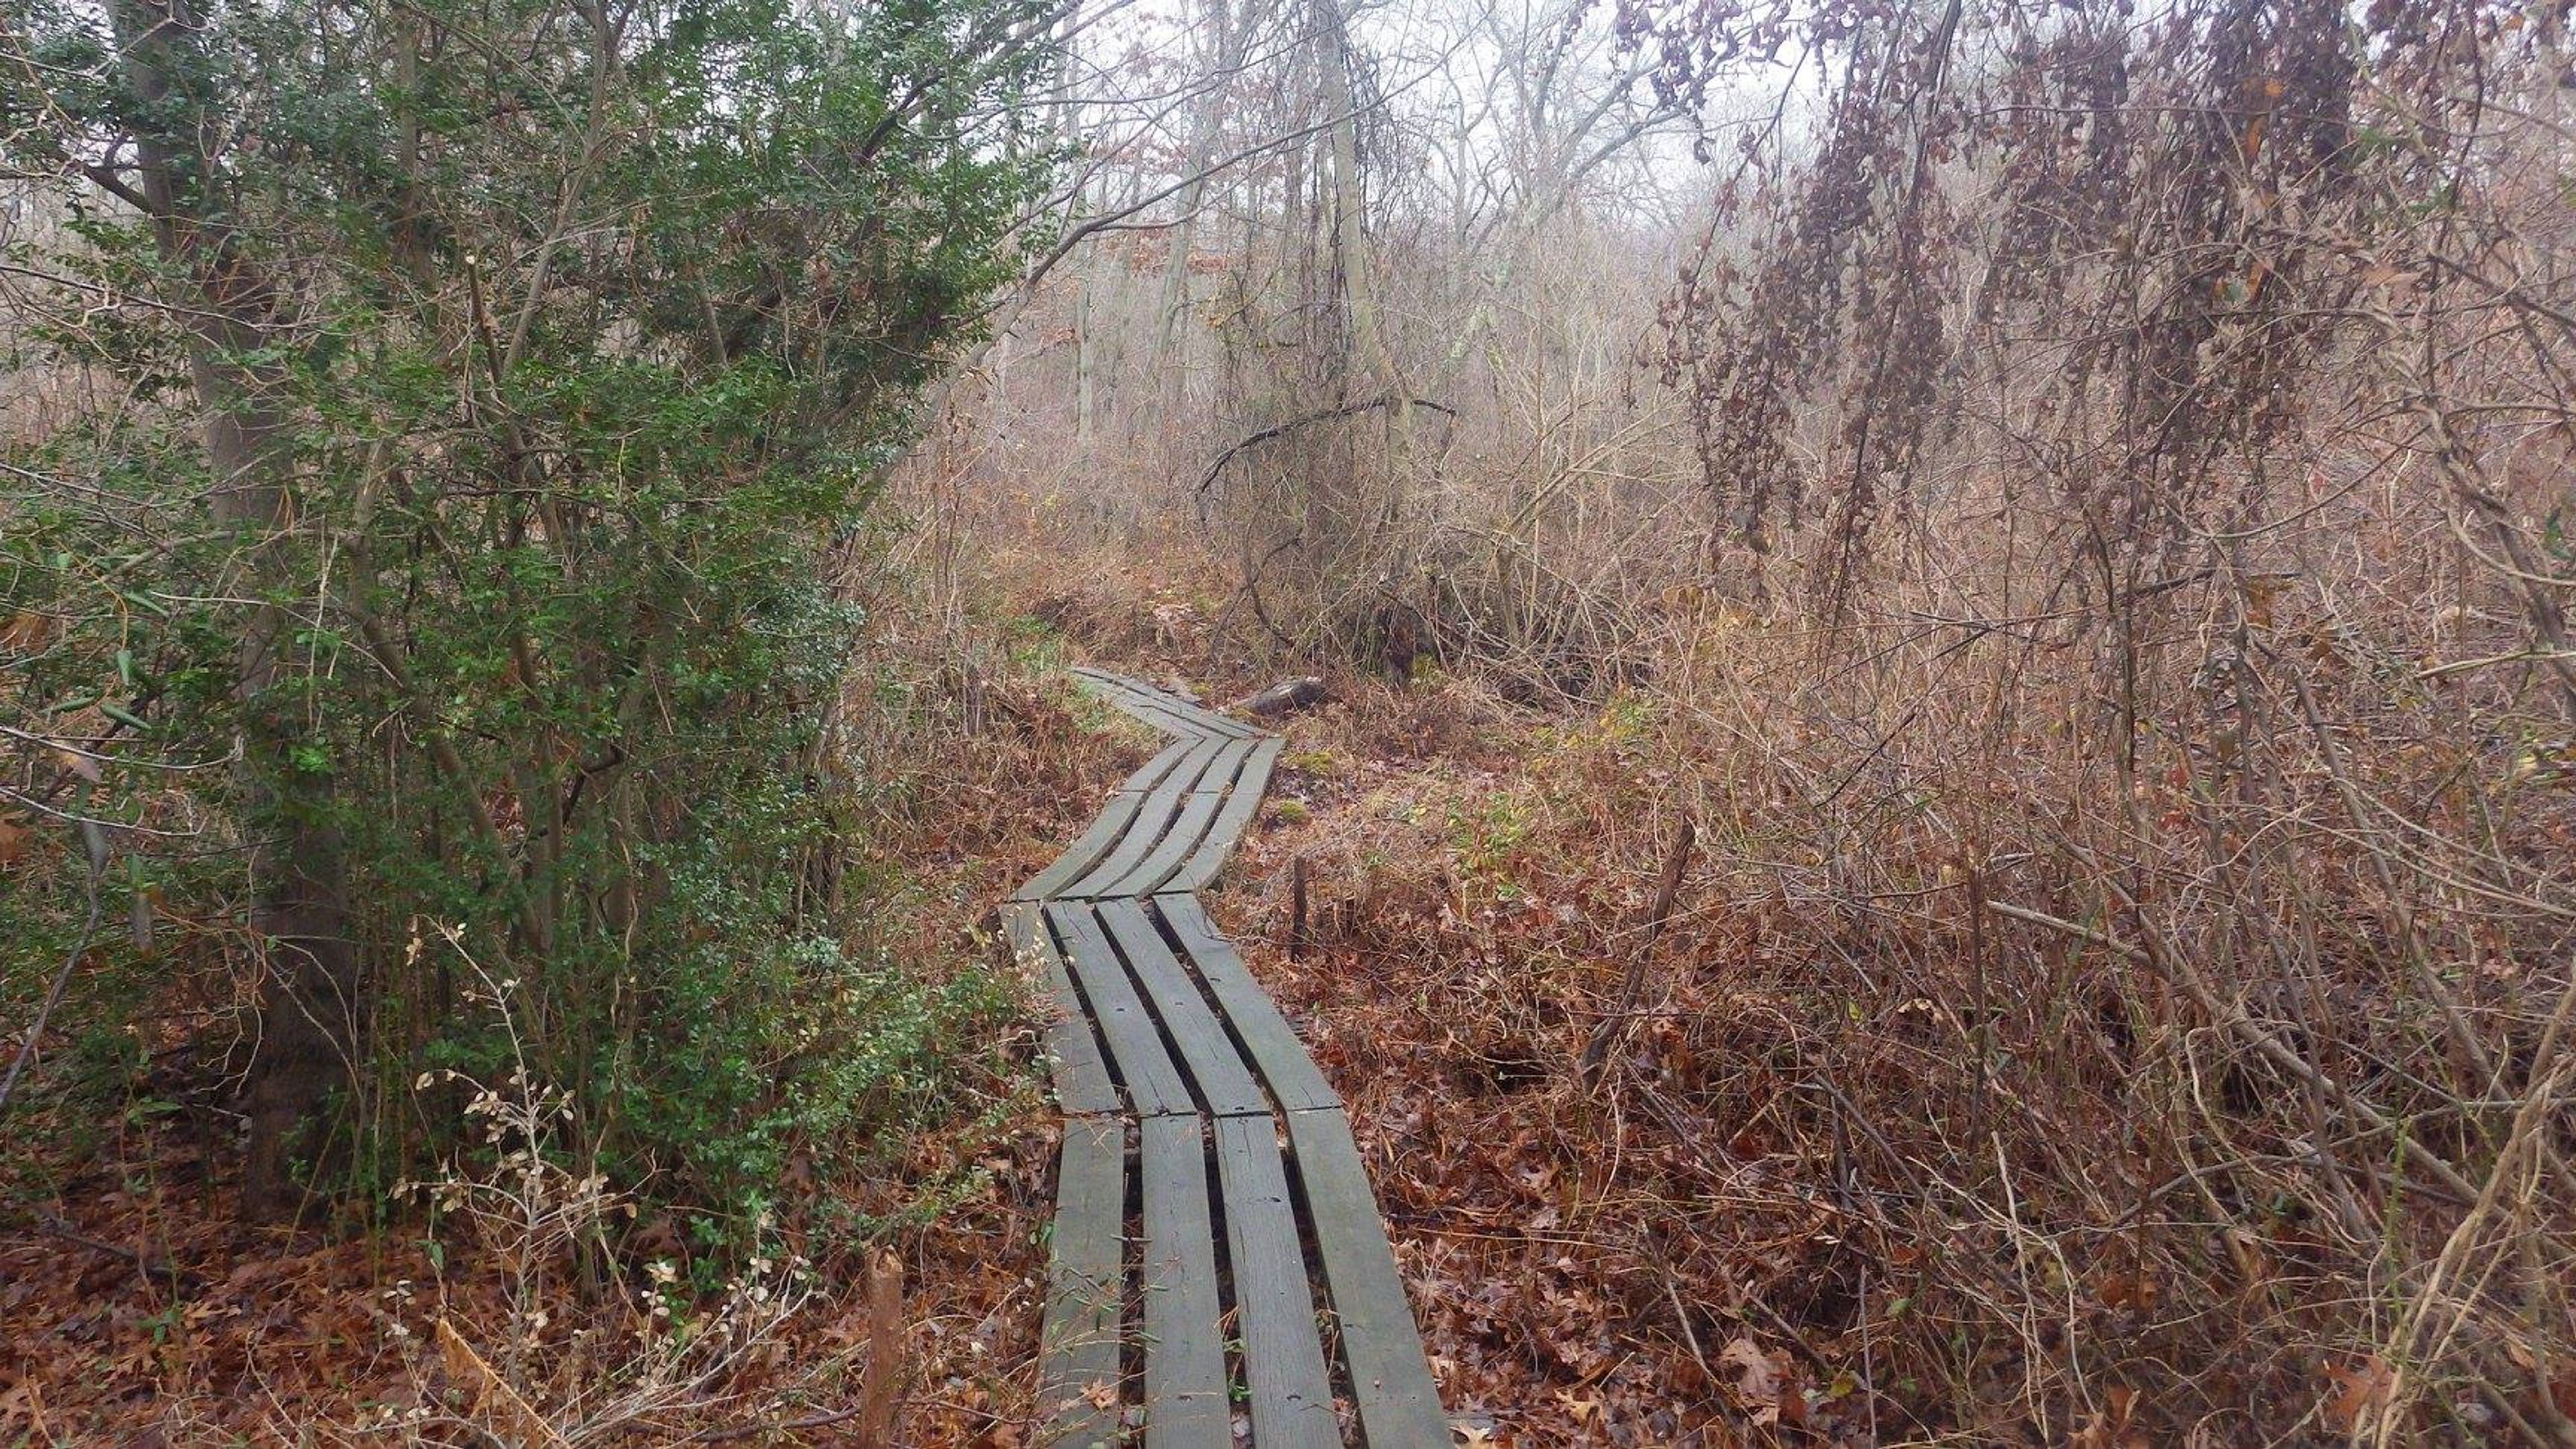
1982,898,2479,1203
1192,395,1459,500
1582,812,1696,1082
1,816,108,1115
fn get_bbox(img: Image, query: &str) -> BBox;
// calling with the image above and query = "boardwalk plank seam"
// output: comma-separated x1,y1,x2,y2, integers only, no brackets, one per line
1026,668,1444,1449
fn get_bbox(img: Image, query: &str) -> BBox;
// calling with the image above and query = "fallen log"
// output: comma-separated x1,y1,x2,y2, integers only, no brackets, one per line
1230,676,1328,718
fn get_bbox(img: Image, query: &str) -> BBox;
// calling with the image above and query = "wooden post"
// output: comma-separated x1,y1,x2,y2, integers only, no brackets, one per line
855,1249,905,1446
1289,855,1309,960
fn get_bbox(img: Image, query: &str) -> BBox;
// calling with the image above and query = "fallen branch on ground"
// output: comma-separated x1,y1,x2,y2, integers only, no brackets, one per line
1230,676,1327,717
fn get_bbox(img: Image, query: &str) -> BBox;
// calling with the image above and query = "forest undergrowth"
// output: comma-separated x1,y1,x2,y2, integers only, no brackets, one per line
0,561,1135,1443
996,508,2576,1447
16,0,2572,1438
11,484,2574,1444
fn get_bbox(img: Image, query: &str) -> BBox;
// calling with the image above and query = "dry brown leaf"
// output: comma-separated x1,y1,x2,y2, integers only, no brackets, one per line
1719,1336,1801,1426
2095,1273,2158,1312
0,611,51,653
2320,1355,2394,1435
2070,1384,2145,1448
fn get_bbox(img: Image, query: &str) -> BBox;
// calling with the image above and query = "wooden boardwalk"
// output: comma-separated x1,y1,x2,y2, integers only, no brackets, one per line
1006,667,1448,1448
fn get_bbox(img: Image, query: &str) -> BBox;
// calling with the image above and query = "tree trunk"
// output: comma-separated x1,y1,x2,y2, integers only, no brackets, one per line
1075,278,1097,442
1148,0,1244,407
110,0,362,1223
1313,0,1409,478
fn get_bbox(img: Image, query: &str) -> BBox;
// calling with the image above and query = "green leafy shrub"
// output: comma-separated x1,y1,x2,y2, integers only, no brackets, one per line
3,0,1054,1236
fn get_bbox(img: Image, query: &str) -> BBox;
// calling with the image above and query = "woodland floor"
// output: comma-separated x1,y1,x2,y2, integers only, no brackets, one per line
988,564,1780,1446
3,551,2302,1446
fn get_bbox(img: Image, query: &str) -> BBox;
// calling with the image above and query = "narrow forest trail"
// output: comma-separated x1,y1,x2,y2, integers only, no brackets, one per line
1003,667,1447,1448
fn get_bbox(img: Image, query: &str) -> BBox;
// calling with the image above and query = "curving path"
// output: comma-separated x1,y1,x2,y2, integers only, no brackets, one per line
1004,667,1447,1448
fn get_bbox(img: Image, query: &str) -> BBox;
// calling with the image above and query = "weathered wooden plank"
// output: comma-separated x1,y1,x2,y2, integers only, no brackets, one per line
1093,739,1257,897
1047,902,1194,1116
1117,735,1201,794
1002,904,1123,1116
1284,1108,1447,1447
1138,1116,1230,1448
1016,791,1146,903
1093,788,1226,898
1132,698,1244,740
1213,1116,1340,1449
1067,663,1142,692
1161,737,1283,893
1064,737,1230,898
1070,669,1199,726
1155,895,1340,1112
1120,695,1256,744
1070,665,1199,710
1016,740,1200,902
1040,1116,1128,1449
1073,669,1262,740
1095,900,1270,1118
1071,666,1190,720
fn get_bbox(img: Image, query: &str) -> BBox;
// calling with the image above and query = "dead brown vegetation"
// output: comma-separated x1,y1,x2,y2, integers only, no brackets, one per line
968,545,2575,1440
924,0,2576,1420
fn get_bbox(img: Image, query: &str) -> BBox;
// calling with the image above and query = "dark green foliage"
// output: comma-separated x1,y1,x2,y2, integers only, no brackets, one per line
3,0,1053,1238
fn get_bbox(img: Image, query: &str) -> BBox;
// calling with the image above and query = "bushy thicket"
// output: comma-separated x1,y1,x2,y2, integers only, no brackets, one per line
2,0,1052,1234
